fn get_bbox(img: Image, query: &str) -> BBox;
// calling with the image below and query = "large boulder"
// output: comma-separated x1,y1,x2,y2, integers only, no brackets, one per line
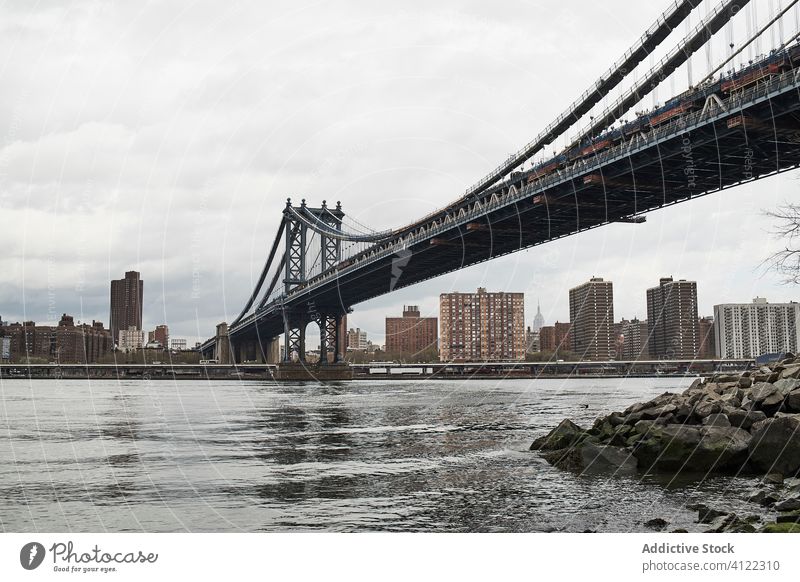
774,497,800,512
775,378,800,396
728,409,767,431
780,364,800,380
748,416,800,475
750,382,779,403
633,425,751,473
579,442,638,475
788,390,800,413
530,419,587,451
703,413,731,427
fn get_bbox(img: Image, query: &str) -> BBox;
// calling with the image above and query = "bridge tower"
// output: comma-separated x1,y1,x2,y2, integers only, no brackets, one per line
278,199,350,379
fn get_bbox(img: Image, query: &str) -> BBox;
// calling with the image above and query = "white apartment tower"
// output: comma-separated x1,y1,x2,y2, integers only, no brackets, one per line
714,297,800,358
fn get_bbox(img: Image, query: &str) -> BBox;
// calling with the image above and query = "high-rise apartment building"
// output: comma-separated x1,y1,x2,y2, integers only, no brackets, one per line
439,288,525,361
110,271,143,344
618,317,649,360
385,305,438,357
569,277,614,361
714,298,800,358
646,277,699,359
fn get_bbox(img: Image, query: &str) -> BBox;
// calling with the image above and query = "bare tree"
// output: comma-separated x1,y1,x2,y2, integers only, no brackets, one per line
765,203,800,284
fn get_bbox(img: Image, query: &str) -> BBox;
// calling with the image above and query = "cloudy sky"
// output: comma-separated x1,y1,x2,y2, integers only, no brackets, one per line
1,0,798,345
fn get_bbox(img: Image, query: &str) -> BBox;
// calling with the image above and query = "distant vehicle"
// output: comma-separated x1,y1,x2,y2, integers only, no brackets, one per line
556,359,565,363
199,359,219,365
151,361,162,365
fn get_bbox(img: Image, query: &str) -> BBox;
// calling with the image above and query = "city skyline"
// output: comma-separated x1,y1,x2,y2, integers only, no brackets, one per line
2,267,797,349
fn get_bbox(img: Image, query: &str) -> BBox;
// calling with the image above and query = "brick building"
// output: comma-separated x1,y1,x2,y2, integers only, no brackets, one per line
538,321,572,354
697,316,716,359
569,277,614,361
110,271,143,344
148,324,169,348
646,277,699,359
2,315,112,363
385,305,438,357
439,288,525,361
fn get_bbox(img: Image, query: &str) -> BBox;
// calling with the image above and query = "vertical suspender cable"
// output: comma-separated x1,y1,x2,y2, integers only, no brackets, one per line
687,15,693,86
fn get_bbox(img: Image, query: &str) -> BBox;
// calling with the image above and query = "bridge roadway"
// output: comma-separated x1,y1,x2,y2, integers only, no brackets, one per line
222,67,800,353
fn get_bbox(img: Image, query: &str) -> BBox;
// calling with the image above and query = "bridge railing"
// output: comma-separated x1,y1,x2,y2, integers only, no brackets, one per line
337,68,800,271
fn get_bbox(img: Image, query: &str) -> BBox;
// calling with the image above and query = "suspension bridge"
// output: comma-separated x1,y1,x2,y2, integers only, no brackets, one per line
200,0,800,379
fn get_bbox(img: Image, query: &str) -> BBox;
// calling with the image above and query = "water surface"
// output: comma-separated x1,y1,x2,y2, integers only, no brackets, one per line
0,377,768,532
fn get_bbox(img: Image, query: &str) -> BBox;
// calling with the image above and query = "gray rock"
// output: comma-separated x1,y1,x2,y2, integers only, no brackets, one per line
775,378,800,396
774,412,800,421
530,419,587,451
634,419,655,434
634,425,751,473
761,391,786,410
780,364,800,380
776,510,800,524
607,412,624,427
644,517,669,531
774,497,800,512
703,413,731,427
786,389,800,412
698,507,728,524
694,401,722,418
638,404,678,420
579,443,638,475
739,376,753,389
728,409,767,430
712,374,741,384
764,472,784,485
687,378,703,391
746,489,779,506
751,382,779,403
748,416,800,475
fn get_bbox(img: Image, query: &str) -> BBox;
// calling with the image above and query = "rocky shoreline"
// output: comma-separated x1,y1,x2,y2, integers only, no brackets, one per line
530,354,800,532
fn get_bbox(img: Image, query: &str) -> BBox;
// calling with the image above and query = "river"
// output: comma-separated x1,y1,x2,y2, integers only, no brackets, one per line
0,377,768,532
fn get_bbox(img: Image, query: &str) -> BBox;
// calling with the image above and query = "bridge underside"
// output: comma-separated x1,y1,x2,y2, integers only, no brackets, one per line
225,81,800,360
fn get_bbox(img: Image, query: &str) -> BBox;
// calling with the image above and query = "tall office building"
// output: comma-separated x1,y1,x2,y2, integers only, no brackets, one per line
569,277,614,361
439,288,525,361
385,305,438,357
714,298,800,358
646,277,699,359
110,271,143,344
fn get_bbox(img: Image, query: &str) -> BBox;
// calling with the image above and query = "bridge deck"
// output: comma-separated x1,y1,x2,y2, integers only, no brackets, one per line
225,70,800,344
